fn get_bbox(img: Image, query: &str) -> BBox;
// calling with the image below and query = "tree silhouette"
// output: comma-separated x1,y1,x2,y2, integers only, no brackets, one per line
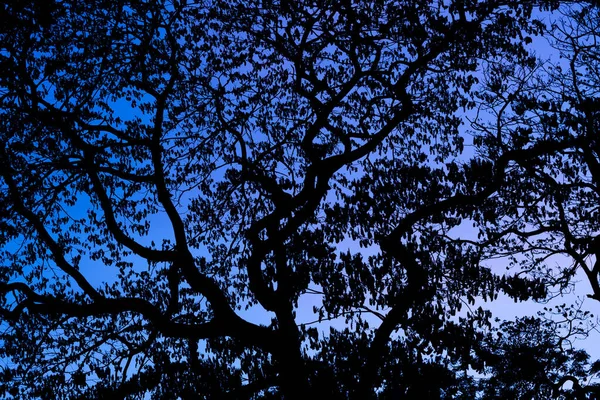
0,0,597,399
471,2,600,319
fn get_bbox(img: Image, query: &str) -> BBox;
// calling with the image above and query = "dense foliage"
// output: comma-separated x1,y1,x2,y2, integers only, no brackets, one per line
2,0,600,398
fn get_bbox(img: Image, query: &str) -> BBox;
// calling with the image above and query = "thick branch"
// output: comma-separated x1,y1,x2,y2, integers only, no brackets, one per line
0,157,101,300
0,282,275,351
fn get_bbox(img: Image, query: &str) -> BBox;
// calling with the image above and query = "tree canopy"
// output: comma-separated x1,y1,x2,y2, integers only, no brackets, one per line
2,0,600,398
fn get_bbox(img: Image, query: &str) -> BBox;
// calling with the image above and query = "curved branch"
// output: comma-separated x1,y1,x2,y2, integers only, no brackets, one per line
0,156,101,300
0,281,275,351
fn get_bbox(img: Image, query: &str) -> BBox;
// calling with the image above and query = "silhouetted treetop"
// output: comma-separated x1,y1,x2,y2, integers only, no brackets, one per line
1,0,599,399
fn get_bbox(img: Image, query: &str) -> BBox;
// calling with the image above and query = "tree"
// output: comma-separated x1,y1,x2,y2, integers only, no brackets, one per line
470,0,600,325
467,4,600,398
0,0,595,398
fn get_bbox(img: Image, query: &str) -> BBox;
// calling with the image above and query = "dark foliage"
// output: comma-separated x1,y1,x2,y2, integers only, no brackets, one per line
0,0,599,398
